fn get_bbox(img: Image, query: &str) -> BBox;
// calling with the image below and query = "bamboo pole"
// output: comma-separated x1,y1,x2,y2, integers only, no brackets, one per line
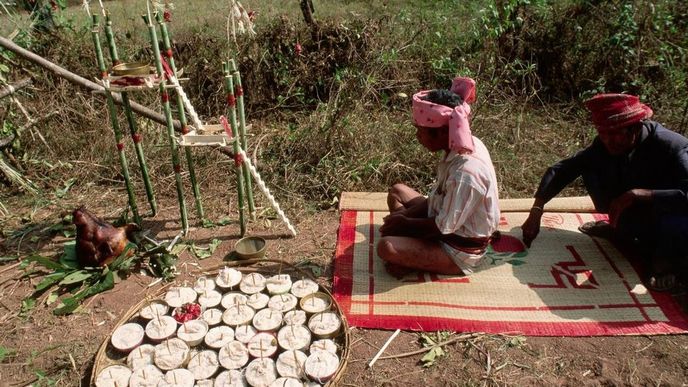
155,12,205,221
103,12,158,216
222,62,246,237
143,9,188,235
0,36,181,130
90,14,141,225
228,59,255,219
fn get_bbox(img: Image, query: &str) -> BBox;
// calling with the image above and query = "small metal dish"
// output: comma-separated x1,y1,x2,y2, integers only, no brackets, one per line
234,236,267,260
111,61,153,76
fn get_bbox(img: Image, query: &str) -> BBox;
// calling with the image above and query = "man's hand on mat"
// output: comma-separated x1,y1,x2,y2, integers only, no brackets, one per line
380,213,407,236
521,212,541,247
609,189,652,227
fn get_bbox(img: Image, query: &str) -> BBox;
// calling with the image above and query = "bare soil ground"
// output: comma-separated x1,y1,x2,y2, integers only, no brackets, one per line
1,188,688,386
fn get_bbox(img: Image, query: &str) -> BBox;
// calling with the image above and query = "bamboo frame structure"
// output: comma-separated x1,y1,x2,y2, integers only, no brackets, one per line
155,12,205,222
228,59,255,219
102,12,157,217
143,11,189,235
89,14,141,225
223,62,246,236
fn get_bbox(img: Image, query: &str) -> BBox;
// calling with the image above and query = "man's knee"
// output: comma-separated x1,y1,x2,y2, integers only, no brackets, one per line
376,238,396,262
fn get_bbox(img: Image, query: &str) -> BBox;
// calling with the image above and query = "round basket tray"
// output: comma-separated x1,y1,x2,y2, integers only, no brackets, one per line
90,258,350,386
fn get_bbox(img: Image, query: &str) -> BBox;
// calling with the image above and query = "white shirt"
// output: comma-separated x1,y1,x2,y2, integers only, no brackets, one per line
427,136,500,239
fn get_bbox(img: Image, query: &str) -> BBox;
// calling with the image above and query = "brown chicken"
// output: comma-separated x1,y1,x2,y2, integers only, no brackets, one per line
72,207,140,267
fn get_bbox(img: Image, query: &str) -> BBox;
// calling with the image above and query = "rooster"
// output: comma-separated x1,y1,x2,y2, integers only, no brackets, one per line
72,207,140,267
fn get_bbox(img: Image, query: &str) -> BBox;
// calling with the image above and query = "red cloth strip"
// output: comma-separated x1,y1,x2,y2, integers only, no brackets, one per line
182,126,190,134
166,49,173,58
226,93,236,107
220,116,233,138
132,133,142,143
174,164,181,173
160,54,174,80
116,143,124,151
161,92,170,103
235,86,243,97
234,152,243,167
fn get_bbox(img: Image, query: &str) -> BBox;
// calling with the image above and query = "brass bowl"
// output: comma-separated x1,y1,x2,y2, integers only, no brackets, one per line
234,236,267,260
111,61,153,76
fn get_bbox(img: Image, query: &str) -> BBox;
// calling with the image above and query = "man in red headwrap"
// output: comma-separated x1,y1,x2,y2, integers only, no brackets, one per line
376,77,500,276
521,93,688,291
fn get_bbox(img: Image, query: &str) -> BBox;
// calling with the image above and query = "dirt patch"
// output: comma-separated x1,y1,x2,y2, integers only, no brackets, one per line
1,189,688,386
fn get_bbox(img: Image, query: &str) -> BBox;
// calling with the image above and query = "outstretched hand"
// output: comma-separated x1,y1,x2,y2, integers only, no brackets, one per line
521,211,542,248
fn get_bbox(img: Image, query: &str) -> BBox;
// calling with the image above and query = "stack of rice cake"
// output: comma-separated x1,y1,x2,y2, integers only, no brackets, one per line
96,268,343,387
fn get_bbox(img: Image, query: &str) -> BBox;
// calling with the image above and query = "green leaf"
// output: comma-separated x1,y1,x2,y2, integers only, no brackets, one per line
216,218,232,226
62,228,75,238
20,297,36,316
420,347,437,365
201,219,215,228
53,296,80,315
46,292,59,305
0,346,16,362
191,239,221,260
55,178,77,198
171,242,189,255
23,255,65,271
35,271,67,291
507,259,526,266
58,270,93,285
59,241,80,269
0,256,18,263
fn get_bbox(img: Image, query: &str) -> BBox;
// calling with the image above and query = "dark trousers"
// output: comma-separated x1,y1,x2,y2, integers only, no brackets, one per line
584,172,688,277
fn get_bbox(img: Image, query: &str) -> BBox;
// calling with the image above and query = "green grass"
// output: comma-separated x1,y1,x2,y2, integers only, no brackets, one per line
1,0,686,217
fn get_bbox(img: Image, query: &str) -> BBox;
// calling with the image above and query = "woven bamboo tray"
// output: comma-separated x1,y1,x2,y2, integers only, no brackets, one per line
90,258,350,386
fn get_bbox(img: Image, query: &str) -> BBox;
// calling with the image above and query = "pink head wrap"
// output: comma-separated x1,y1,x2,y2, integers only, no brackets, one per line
412,77,476,153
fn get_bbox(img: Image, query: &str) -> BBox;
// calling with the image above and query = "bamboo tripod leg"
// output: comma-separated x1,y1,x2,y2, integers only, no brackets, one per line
223,62,246,236
121,92,157,215
144,13,188,234
102,12,157,216
90,15,141,224
156,14,204,221
229,60,255,218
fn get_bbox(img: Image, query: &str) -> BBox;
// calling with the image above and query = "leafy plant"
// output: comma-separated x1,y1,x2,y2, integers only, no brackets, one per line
0,346,16,362
419,331,452,367
21,240,137,315
190,239,221,260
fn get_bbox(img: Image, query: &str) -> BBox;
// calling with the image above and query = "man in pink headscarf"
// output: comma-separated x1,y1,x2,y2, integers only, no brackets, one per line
377,77,500,276
521,93,688,291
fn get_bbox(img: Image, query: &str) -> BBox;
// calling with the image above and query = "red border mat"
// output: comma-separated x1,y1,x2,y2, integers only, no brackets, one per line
333,210,688,336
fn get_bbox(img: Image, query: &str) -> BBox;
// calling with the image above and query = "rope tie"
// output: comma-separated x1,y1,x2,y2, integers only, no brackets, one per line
173,164,182,173
161,92,170,103
235,86,243,97
116,143,124,151
166,49,173,58
182,126,191,135
234,152,243,167
132,133,143,143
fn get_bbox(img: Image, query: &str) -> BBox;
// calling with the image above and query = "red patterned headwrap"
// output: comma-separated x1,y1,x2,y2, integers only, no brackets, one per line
584,93,653,132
